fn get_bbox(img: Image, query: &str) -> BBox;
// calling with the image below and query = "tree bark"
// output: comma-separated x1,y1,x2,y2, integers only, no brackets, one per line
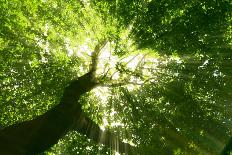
0,71,95,154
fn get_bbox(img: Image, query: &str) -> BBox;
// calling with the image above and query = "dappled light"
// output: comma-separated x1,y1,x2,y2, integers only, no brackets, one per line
0,0,232,154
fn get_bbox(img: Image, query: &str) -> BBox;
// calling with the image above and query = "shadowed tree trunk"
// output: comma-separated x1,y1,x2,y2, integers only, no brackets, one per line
0,40,135,155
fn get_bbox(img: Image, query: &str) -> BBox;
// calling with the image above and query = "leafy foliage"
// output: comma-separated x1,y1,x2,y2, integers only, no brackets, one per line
0,0,231,154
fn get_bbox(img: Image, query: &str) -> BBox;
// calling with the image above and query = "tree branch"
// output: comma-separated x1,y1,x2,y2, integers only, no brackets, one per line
90,39,108,74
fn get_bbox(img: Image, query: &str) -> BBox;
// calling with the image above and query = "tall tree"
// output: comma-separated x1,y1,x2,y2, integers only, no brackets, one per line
0,40,134,154
0,0,231,154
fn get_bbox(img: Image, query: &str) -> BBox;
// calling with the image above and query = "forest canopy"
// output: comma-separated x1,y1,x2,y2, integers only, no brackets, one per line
0,0,232,154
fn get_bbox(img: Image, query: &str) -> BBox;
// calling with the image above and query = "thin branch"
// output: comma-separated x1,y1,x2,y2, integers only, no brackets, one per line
125,54,140,66
101,67,111,80
110,53,149,80
110,70,120,80
109,54,139,80
136,53,149,68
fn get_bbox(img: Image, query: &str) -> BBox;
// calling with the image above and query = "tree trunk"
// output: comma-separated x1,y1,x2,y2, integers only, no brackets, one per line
0,71,95,154
0,71,134,154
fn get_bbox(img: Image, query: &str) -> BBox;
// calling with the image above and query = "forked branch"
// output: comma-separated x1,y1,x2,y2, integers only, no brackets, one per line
90,39,108,74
